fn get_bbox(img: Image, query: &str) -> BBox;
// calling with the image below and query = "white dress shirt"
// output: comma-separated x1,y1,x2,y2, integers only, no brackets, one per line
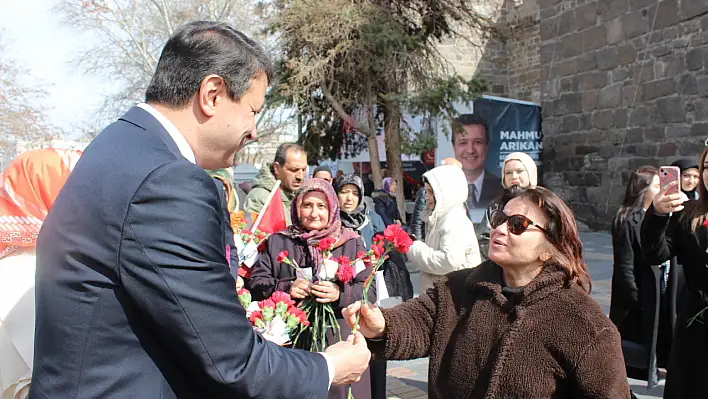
136,103,335,388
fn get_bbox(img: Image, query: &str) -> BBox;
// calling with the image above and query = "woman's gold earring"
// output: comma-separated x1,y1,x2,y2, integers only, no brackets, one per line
540,252,551,262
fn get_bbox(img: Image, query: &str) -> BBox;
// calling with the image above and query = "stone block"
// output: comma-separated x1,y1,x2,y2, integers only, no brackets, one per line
678,74,698,95
629,0,656,10
562,115,581,132
622,11,650,39
691,123,708,137
617,43,637,65
657,142,678,157
679,141,704,156
693,98,708,121
554,92,583,115
556,58,579,77
599,0,629,22
582,90,600,112
691,31,708,46
560,32,583,59
575,2,598,30
597,47,620,70
577,52,598,72
616,109,629,128
612,68,630,83
651,46,672,58
629,104,657,127
561,75,580,92
540,17,559,42
680,19,702,36
606,18,624,45
580,72,608,90
582,25,607,51
703,14,708,32
657,97,686,123
592,109,616,129
667,125,692,138
541,44,556,62
642,78,676,101
558,11,576,36
680,0,708,20
631,64,655,83
686,47,705,71
623,85,643,107
651,0,680,29
580,114,594,130
599,83,623,108
645,126,666,140
625,128,645,143
628,144,658,157
576,145,600,155
539,0,562,10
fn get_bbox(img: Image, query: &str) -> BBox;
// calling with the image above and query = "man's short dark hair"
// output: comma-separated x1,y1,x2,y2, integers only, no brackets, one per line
145,21,274,108
274,143,305,166
452,113,489,145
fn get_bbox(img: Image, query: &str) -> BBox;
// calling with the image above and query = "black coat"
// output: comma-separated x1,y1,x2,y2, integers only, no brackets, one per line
249,232,375,399
31,107,330,399
641,205,707,399
372,191,401,226
408,188,427,239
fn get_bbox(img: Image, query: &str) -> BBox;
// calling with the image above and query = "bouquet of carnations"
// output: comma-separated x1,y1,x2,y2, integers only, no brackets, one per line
276,236,363,352
230,210,270,279
238,289,309,346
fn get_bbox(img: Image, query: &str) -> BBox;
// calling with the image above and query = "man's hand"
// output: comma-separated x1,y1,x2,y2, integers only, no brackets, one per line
324,332,371,385
290,279,311,299
311,281,340,303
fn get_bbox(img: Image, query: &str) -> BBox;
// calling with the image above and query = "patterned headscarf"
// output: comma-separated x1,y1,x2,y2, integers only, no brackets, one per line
206,168,238,212
333,174,368,230
0,148,83,259
281,178,358,247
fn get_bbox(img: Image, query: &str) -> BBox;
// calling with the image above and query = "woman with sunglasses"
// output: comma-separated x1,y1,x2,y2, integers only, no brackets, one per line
343,186,630,398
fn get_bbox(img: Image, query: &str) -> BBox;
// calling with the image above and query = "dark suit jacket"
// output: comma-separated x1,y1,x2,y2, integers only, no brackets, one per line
477,170,502,209
30,106,329,398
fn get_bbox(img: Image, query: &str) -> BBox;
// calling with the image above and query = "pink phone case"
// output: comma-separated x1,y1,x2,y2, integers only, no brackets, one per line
659,166,680,195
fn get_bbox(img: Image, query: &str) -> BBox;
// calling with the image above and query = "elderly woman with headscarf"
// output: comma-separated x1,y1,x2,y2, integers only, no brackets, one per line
478,152,538,260
372,177,402,227
249,178,375,399
0,148,82,399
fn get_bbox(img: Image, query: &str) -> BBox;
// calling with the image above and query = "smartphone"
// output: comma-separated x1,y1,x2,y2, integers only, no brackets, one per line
659,166,681,195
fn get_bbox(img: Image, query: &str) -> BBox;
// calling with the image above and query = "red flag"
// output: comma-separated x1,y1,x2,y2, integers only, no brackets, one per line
252,183,287,234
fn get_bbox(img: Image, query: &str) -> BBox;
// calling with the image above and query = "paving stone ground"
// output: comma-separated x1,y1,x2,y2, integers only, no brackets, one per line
382,232,665,399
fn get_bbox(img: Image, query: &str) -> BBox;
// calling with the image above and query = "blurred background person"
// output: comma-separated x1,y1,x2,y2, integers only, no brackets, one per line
313,165,334,183
372,177,403,227
407,164,481,293
0,148,82,399
477,152,538,260
672,158,699,201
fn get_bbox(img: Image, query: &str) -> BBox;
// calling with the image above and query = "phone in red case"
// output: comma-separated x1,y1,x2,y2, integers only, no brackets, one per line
659,166,681,195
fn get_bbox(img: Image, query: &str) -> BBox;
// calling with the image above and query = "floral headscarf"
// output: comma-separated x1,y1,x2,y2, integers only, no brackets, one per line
0,148,82,259
280,178,359,248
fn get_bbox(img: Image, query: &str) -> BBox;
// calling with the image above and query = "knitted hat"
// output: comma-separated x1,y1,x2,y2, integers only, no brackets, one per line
502,152,538,188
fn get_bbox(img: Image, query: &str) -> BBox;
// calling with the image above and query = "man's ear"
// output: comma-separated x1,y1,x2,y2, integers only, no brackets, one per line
272,162,281,179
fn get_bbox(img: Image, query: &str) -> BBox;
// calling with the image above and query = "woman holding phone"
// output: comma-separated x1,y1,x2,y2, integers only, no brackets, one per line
641,150,708,399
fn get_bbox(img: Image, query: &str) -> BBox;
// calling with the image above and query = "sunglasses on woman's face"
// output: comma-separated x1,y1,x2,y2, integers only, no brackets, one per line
490,210,547,236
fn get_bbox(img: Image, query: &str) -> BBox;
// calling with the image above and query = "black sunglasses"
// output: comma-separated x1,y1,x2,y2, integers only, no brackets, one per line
490,210,547,236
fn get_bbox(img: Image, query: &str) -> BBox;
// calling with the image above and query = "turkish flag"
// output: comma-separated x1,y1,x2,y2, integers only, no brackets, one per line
252,185,288,234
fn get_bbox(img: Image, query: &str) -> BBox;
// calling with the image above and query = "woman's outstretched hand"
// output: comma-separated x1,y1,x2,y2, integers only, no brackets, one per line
653,181,688,215
343,301,386,339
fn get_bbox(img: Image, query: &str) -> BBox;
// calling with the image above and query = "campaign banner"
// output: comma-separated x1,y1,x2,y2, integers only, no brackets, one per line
472,97,543,183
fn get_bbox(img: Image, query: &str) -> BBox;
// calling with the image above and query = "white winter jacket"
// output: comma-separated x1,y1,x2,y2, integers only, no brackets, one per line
408,165,482,293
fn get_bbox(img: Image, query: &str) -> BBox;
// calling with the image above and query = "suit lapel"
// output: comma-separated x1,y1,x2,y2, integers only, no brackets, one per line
119,106,183,160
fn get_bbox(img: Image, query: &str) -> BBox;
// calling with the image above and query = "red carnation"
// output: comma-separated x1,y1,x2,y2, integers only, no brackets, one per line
372,242,384,257
356,250,367,260
372,234,384,244
277,250,289,263
241,228,250,235
270,291,295,307
249,310,263,325
336,263,354,284
237,288,250,297
318,237,337,251
287,305,310,326
258,299,276,310
703,219,708,228
257,240,267,253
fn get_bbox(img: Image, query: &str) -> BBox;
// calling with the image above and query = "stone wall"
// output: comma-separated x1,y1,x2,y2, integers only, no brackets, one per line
537,0,708,228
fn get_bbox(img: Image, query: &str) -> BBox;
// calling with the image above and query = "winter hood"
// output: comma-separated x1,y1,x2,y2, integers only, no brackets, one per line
423,164,468,218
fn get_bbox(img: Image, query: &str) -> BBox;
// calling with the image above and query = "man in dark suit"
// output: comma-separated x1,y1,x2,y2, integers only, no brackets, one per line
452,113,503,214
30,21,370,399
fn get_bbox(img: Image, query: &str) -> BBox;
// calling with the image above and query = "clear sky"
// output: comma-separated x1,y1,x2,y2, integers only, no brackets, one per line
0,0,108,136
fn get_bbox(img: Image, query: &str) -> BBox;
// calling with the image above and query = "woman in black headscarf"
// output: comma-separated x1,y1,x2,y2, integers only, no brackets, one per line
672,158,700,201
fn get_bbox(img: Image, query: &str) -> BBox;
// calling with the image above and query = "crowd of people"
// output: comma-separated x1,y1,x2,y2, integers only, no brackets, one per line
0,19,705,399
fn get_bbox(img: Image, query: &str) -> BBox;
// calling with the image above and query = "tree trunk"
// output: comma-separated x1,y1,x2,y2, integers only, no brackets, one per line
383,100,406,224
366,82,383,190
